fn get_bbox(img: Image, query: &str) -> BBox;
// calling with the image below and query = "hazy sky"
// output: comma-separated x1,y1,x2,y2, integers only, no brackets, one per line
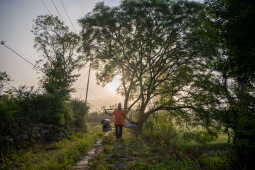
0,0,203,111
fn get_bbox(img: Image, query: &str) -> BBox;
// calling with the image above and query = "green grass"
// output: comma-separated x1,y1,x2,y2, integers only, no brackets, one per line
88,129,201,170
87,127,231,170
4,124,229,170
1,123,103,170
210,133,228,144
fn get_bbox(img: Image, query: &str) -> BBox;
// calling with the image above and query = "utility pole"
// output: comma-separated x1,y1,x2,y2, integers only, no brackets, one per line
85,63,91,106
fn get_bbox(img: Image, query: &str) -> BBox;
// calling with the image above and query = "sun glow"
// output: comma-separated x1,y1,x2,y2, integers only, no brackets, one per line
106,75,121,94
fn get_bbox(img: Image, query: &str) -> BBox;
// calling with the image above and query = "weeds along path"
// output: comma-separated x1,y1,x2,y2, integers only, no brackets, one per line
82,128,229,170
72,128,138,170
73,131,110,170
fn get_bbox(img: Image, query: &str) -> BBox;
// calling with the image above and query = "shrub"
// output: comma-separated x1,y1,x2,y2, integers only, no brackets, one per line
183,130,218,144
0,86,82,151
69,99,88,131
0,95,20,148
143,112,178,146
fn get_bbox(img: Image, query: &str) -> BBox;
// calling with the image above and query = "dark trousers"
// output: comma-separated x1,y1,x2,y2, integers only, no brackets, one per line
115,124,123,139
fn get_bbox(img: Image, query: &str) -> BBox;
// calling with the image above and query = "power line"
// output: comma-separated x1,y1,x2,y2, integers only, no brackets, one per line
59,0,77,32
0,41,42,72
50,0,65,22
40,0,53,16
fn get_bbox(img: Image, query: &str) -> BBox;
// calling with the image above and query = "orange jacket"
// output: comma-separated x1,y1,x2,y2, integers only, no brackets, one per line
113,109,126,125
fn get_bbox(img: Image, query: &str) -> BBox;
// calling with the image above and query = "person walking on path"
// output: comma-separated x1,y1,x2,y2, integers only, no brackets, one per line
112,103,126,139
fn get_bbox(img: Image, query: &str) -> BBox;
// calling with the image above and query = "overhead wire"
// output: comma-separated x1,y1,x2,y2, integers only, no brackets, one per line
59,0,78,32
40,0,53,16
50,0,65,22
0,41,42,72
39,0,86,100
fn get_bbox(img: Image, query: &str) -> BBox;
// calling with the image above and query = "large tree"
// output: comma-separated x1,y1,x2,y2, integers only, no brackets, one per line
79,0,205,129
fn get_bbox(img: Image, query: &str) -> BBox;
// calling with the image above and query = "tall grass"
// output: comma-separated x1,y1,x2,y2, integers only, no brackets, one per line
141,112,232,170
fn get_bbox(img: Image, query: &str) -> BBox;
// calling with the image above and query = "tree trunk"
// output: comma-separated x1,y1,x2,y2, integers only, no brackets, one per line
136,110,152,134
124,95,128,111
227,128,231,144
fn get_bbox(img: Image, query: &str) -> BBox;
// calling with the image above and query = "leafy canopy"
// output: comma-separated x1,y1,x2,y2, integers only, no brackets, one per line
79,0,206,127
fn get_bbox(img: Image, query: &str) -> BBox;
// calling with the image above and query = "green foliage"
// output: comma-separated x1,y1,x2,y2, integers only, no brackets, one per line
143,112,178,146
199,151,231,170
143,111,219,146
0,87,59,149
32,15,84,98
0,94,20,147
0,124,102,170
0,86,90,153
88,128,231,170
69,99,88,131
183,130,218,144
9,86,71,128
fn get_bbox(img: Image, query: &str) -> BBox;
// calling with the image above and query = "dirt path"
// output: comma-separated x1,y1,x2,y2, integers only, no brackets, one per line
73,132,110,170
73,128,138,170
86,129,139,170
74,128,152,169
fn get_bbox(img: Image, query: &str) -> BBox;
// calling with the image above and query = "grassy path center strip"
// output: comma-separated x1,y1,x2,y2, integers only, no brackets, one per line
73,132,110,170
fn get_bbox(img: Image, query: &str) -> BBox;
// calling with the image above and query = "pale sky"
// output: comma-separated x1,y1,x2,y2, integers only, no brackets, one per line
0,0,123,111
